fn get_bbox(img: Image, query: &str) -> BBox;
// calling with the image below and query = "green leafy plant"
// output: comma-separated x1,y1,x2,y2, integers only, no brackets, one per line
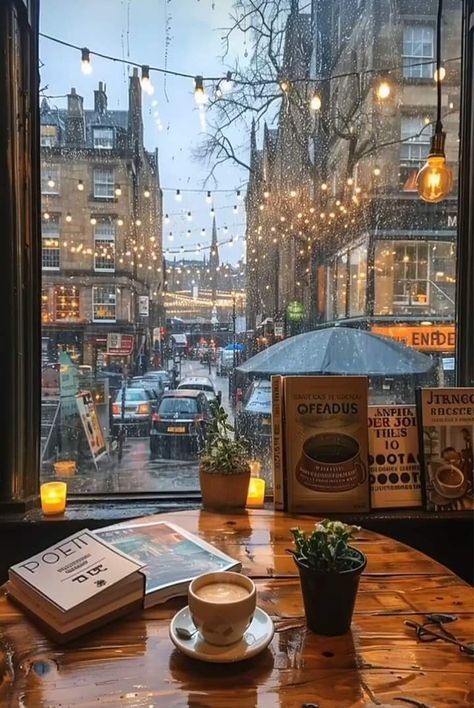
200,403,250,475
289,519,362,572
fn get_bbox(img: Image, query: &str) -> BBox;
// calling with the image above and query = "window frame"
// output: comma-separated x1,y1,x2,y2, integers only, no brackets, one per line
41,220,60,270
92,126,114,150
402,24,435,80
93,166,115,200
94,221,116,272
92,284,117,322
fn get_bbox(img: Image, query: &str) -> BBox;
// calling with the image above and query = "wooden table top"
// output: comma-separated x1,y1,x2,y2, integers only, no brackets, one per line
0,510,473,707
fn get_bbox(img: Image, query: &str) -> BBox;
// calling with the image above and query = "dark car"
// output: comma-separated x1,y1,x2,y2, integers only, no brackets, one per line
150,390,213,459
235,380,272,455
112,387,156,436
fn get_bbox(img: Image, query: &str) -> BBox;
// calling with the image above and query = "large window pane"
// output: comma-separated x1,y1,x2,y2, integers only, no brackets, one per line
39,0,461,495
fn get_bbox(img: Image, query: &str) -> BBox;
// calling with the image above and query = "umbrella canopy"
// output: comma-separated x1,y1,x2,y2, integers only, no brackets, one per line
236,326,434,377
224,343,245,351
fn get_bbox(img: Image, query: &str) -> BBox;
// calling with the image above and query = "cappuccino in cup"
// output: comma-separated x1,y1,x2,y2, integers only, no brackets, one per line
195,582,250,603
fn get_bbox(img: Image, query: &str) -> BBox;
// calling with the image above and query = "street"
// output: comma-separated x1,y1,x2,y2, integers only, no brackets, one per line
41,359,255,494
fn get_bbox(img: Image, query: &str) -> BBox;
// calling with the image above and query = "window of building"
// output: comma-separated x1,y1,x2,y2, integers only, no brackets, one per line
54,286,80,321
400,117,431,164
93,285,117,322
335,252,348,318
41,289,52,323
93,167,115,199
94,222,116,271
40,124,58,147
41,221,60,270
349,243,367,316
402,25,434,79
93,127,114,149
41,164,60,194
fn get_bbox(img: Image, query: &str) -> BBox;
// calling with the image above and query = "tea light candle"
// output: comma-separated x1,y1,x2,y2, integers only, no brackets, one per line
246,477,265,508
40,482,67,515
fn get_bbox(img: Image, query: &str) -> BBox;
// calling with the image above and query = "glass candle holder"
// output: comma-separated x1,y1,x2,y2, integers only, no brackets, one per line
246,477,265,508
40,482,67,515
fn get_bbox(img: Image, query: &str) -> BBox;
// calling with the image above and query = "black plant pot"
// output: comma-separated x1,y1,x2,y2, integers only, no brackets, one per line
294,547,367,636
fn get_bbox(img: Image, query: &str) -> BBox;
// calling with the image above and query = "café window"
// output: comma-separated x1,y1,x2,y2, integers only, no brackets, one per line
335,252,348,319
402,25,434,79
40,124,58,147
54,286,80,321
349,243,367,316
93,167,115,199
94,222,116,272
41,164,60,194
93,127,114,149
93,285,117,322
41,289,52,324
374,240,456,316
41,222,60,270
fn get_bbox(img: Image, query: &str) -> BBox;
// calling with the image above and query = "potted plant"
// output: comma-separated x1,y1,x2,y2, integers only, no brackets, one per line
289,519,366,636
199,404,251,512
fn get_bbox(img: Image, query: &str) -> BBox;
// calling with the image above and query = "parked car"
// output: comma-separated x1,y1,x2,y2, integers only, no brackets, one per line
150,390,213,459
143,370,172,390
216,348,235,376
112,387,155,436
129,376,164,400
177,376,221,404
235,380,272,455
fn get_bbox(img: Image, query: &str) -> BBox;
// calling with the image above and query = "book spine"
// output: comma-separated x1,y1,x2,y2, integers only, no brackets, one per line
416,387,430,510
271,375,285,510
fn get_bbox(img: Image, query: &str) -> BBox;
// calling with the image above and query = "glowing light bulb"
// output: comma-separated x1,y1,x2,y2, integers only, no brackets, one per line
65,212,72,223
47,176,55,188
416,145,453,203
206,190,212,204
164,214,170,224
376,80,391,99
90,216,97,225
310,93,321,111
144,189,150,198
81,47,92,75
346,177,353,186
187,211,192,221
115,184,122,196
433,66,446,82
141,65,154,95
117,218,123,226
43,211,50,220
280,80,289,92
135,219,142,226
194,76,207,105
321,182,328,191
77,180,84,191
233,205,238,214
175,189,182,202
373,167,381,176
210,208,215,218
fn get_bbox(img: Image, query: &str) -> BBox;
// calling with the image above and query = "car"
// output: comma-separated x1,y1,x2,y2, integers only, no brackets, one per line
177,376,221,404
150,390,214,459
129,376,164,400
216,348,235,376
112,387,155,436
235,380,272,455
143,370,172,390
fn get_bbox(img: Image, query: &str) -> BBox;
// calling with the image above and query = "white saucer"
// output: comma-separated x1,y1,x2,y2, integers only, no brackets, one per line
169,606,274,663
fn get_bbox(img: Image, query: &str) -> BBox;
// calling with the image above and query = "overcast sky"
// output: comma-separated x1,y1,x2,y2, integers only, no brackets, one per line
39,0,251,265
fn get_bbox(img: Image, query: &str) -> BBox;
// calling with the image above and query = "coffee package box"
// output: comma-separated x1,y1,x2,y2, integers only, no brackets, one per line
368,405,422,509
285,376,370,513
417,388,474,511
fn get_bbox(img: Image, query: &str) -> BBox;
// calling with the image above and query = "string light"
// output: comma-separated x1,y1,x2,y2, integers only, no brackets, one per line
310,93,322,111
77,179,84,191
47,176,55,188
376,79,391,99
117,218,124,226
210,207,215,218
434,66,446,82
135,219,142,226
115,184,122,196
187,211,192,221
144,188,150,198
236,189,242,201
280,80,289,92
164,214,170,224
321,182,328,191
43,211,50,220
194,75,207,105
65,212,72,223
140,65,154,95
206,190,212,204
233,205,238,214
90,216,97,225
222,71,233,93
175,189,182,202
81,47,92,75
373,167,381,176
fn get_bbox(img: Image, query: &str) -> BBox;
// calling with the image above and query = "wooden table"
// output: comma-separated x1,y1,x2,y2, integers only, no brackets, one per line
0,510,473,707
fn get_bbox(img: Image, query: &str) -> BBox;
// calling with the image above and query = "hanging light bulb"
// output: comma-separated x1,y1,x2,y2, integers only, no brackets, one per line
280,80,289,92
141,65,154,95
194,75,207,105
263,185,270,198
373,167,381,176
81,47,92,75
77,179,84,191
222,71,233,93
135,219,142,226
233,204,238,214
321,182,328,191
290,189,297,198
433,66,446,82
187,229,191,236
210,207,215,218
187,211,192,221
206,190,212,204
43,211,50,221
175,189,182,202
201,228,206,235
47,176,55,188
310,93,322,111
416,132,453,203
346,177,354,186
376,79,391,100
236,189,242,201
90,216,97,225
164,214,170,224
117,218,124,226
65,212,72,223
115,184,122,197
144,188,150,198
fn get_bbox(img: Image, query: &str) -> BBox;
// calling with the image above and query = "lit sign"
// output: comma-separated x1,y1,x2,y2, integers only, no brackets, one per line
372,325,455,352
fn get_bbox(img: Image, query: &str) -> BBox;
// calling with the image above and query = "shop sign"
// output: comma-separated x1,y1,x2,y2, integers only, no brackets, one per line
139,296,149,317
76,391,107,465
274,323,284,337
372,324,455,352
106,333,134,355
287,300,304,322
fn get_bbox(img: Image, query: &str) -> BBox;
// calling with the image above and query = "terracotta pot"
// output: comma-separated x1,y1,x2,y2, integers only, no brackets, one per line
199,465,250,512
293,546,367,636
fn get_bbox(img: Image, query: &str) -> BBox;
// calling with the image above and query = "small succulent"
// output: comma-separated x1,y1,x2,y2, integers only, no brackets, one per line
289,519,362,572
200,403,250,475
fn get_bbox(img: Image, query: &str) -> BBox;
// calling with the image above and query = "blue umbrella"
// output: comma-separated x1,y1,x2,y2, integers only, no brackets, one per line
225,343,245,351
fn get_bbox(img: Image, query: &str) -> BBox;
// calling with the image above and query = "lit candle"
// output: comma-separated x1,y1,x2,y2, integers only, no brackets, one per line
40,482,67,515
249,460,262,477
246,477,265,508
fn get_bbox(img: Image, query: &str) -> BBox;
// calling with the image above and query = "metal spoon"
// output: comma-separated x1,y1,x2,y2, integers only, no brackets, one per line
175,625,198,640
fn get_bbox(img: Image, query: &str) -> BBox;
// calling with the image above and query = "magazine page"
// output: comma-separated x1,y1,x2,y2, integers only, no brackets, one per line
419,388,474,511
95,521,241,595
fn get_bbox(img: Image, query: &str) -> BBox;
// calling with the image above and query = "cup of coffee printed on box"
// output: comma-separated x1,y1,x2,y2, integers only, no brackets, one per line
296,432,366,493
434,463,465,497
188,571,256,646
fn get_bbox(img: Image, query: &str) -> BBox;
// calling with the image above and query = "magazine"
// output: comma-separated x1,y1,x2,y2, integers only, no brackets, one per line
417,388,474,511
95,520,241,607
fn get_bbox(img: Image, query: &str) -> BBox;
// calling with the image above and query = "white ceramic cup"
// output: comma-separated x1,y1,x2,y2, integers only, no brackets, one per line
188,571,256,646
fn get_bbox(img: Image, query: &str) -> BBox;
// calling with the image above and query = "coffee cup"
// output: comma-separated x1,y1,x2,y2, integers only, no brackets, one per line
188,571,256,646
296,432,366,492
434,464,465,496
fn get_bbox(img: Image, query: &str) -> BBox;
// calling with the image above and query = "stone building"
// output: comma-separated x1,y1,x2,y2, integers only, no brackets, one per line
40,72,163,370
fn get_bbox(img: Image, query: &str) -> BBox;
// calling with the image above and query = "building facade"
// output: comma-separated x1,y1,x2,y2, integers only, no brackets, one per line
40,72,163,371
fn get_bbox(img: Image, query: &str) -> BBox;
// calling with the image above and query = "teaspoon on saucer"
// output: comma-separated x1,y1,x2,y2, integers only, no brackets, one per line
175,626,198,640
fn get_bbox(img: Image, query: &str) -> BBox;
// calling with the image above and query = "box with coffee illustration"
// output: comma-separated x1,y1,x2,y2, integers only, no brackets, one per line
285,376,370,513
417,388,474,511
368,405,422,509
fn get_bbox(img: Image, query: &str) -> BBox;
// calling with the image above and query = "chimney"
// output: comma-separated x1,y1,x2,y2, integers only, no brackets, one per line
65,88,85,146
94,81,108,114
128,68,143,150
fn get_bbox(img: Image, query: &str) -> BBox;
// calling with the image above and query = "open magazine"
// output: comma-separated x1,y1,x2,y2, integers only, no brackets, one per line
95,520,241,607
